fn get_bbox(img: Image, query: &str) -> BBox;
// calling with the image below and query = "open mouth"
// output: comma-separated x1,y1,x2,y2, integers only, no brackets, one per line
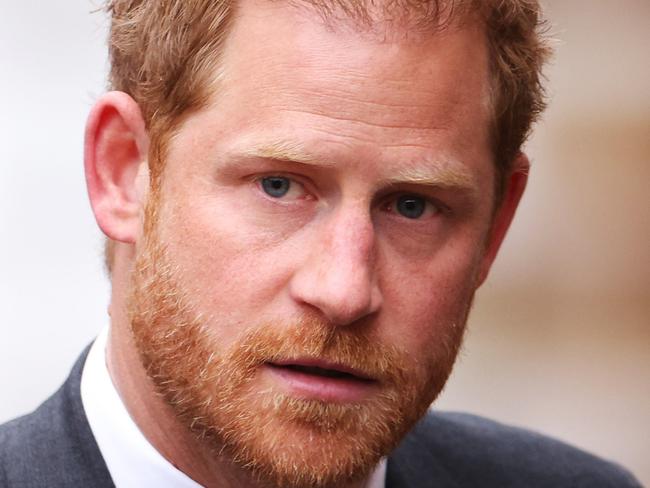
280,364,367,381
264,360,378,402
267,361,375,383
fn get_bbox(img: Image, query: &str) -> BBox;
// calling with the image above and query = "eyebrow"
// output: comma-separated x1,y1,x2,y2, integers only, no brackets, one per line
239,140,325,165
385,160,478,194
235,141,478,193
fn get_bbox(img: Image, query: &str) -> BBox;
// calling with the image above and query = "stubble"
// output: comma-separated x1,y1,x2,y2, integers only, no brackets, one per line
126,199,470,488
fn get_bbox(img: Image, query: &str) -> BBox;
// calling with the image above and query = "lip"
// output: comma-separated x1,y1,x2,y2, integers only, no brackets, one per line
264,359,379,403
270,358,375,381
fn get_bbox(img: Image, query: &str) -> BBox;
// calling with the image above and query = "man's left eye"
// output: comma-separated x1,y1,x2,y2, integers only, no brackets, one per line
259,176,307,200
388,194,441,220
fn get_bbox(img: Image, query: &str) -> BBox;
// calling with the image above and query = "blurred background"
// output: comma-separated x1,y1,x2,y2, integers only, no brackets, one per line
1,0,648,484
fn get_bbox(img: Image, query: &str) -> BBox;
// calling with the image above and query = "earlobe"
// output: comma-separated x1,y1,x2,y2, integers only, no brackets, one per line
84,91,149,244
476,153,530,286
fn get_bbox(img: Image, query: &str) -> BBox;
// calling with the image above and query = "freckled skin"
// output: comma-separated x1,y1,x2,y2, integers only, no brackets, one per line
100,1,525,487
156,0,495,356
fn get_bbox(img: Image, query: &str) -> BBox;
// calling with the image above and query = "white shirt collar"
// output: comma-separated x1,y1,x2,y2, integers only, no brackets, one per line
81,326,203,487
81,326,386,488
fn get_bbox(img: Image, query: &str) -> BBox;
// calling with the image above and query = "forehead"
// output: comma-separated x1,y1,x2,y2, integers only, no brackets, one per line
219,0,490,107
174,0,494,193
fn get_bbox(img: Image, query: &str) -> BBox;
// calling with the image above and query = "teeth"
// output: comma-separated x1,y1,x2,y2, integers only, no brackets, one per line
287,364,353,379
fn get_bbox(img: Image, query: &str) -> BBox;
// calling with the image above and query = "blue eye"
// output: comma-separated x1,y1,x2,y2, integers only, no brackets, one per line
396,195,426,219
261,176,291,198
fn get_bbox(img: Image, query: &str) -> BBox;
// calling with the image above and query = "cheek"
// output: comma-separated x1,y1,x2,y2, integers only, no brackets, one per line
378,241,481,352
158,194,302,323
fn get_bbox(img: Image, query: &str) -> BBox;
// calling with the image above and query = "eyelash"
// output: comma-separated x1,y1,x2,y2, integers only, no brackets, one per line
253,175,449,218
383,193,447,219
254,174,311,201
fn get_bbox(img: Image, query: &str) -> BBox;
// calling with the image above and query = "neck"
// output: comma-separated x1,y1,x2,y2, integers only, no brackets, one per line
106,256,258,487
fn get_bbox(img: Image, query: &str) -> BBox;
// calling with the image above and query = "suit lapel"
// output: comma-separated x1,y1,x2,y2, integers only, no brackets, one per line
49,345,115,487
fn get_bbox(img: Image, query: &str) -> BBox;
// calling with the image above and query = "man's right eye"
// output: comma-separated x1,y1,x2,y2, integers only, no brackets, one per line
257,175,310,202
261,176,292,198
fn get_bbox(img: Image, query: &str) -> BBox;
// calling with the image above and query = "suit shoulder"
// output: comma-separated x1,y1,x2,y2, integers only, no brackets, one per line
0,385,70,484
0,347,113,487
0,383,65,449
392,410,641,488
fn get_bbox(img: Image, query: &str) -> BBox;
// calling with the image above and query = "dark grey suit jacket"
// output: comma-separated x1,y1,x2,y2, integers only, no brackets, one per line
0,350,642,487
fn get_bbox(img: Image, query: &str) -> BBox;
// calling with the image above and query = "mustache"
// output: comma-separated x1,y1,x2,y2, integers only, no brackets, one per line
210,315,410,386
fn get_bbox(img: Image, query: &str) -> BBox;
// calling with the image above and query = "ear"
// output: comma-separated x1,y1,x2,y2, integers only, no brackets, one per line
476,153,529,286
84,92,149,243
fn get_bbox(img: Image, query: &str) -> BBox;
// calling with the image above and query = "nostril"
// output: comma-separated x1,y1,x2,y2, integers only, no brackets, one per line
316,282,382,326
289,273,380,326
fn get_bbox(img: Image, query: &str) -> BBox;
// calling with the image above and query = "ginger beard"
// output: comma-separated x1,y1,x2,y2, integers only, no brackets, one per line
127,193,473,488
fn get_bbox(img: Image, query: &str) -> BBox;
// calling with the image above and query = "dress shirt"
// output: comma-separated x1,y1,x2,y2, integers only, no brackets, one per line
81,326,386,488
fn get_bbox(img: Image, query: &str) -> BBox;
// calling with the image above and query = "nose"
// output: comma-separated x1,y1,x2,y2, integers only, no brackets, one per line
289,207,383,326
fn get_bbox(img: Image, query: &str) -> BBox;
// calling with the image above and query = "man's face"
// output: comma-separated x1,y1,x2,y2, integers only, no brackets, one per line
129,2,496,487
